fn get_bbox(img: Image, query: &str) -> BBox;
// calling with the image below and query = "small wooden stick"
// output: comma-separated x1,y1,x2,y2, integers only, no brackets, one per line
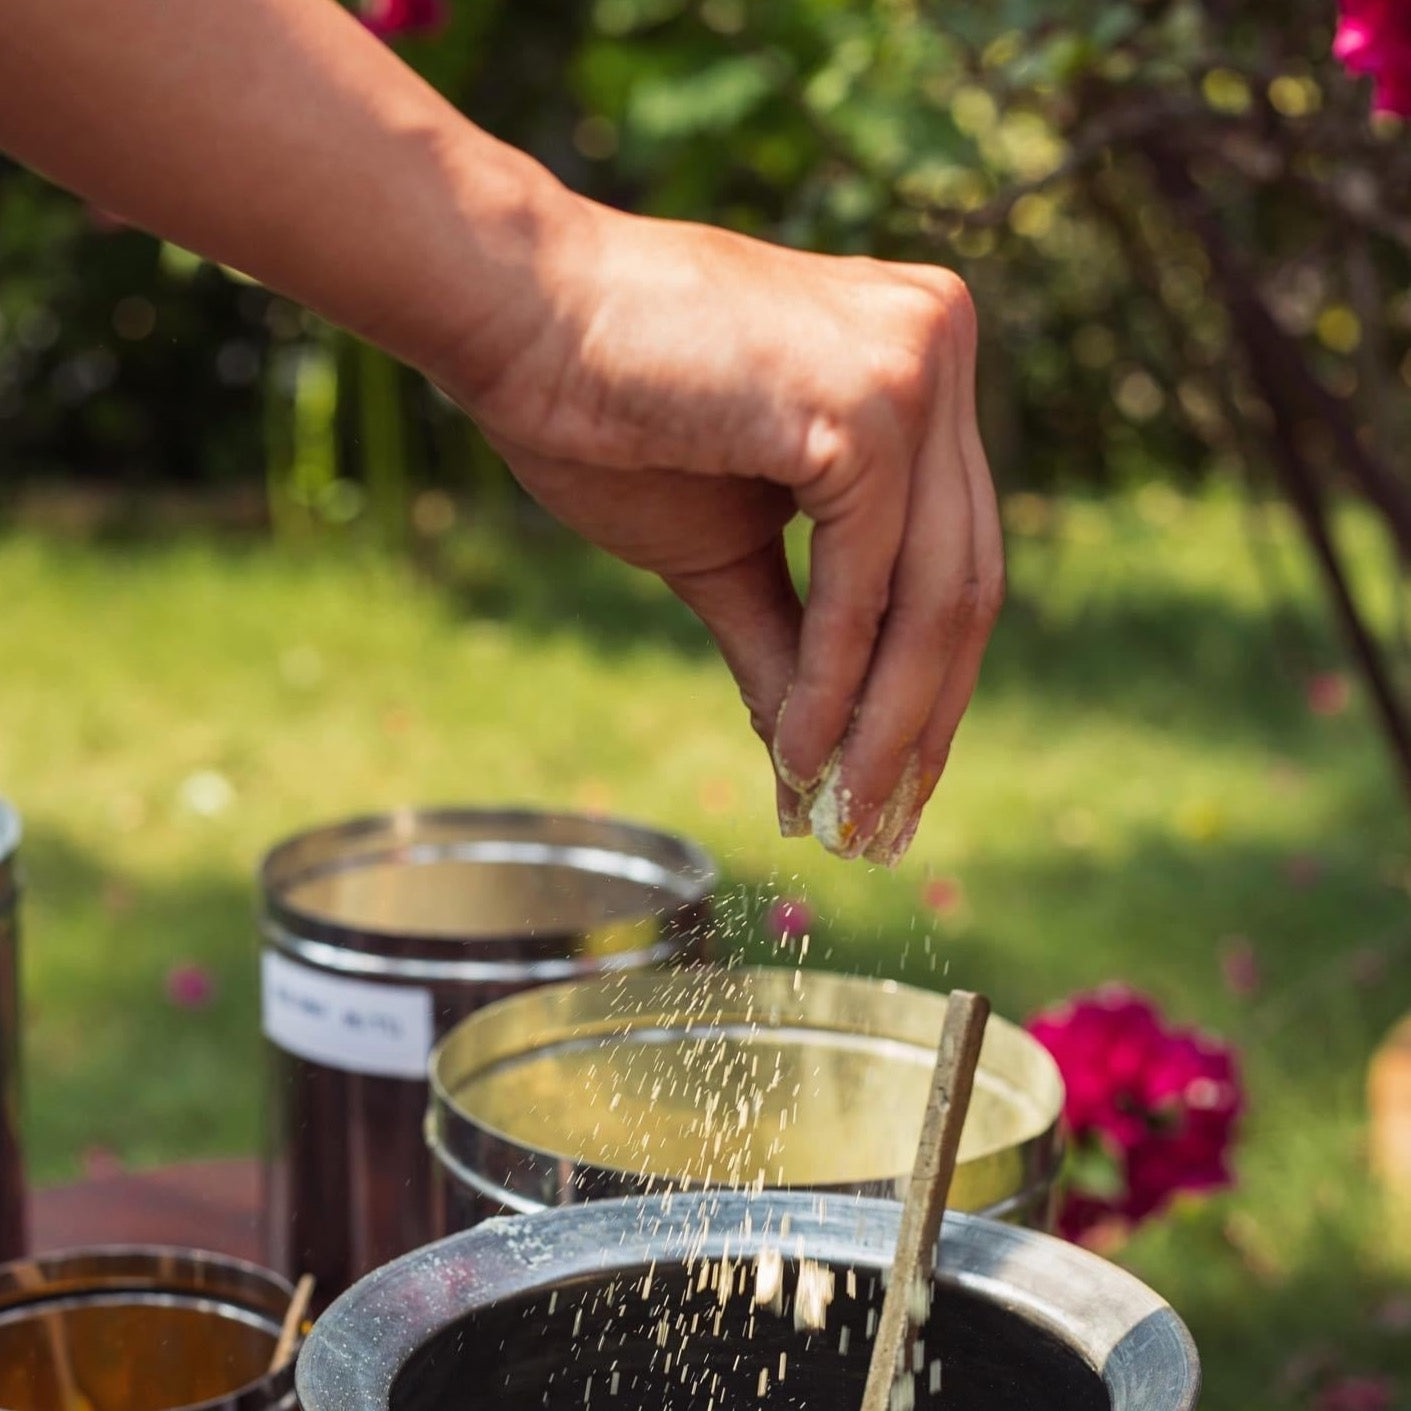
859,990,991,1411
11,1260,93,1411
268,1274,316,1374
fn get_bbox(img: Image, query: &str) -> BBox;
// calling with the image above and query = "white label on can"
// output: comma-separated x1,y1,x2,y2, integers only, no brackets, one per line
261,950,434,1080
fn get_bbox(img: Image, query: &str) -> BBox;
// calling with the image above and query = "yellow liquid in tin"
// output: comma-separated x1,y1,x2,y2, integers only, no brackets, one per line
452,1031,1038,1192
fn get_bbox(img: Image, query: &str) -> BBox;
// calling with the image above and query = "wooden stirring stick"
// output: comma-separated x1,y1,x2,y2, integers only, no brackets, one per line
268,1274,316,1375
11,1260,94,1411
859,990,991,1411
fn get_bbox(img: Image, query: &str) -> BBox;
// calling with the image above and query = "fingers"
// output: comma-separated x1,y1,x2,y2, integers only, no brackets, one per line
664,532,807,834
907,371,1004,829
771,419,908,831
814,354,975,860
795,268,999,865
867,297,1003,866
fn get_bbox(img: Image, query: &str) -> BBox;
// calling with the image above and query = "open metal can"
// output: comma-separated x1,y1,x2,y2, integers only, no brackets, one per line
297,1191,1200,1411
0,802,23,1262
0,1246,299,1410
426,967,1064,1231
259,808,715,1302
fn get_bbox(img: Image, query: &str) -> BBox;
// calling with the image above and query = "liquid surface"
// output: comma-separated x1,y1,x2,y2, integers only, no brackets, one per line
0,1302,276,1411
286,858,675,940
453,1029,1043,1190
390,1259,1110,1411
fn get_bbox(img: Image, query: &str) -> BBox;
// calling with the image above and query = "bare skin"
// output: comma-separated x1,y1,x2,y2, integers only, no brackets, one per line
0,0,1001,863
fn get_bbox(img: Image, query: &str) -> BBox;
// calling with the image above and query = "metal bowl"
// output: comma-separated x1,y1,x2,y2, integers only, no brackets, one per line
297,1191,1200,1411
0,801,23,1263
427,967,1065,1230
0,1246,298,1411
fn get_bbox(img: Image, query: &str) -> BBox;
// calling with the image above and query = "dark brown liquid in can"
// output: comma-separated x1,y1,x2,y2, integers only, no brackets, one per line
389,1259,1109,1411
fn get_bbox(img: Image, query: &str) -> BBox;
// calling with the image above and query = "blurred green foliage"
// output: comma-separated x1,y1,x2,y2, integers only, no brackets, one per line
1,0,1408,520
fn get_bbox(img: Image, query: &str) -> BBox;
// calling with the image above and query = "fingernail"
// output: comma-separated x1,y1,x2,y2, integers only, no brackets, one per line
877,810,922,870
808,754,865,858
778,797,811,838
772,690,829,799
861,757,923,867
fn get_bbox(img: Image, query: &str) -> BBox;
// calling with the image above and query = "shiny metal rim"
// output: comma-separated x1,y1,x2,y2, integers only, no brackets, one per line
262,919,691,983
426,968,1065,1193
0,1243,297,1411
0,801,19,908
258,807,717,958
296,1192,1200,1411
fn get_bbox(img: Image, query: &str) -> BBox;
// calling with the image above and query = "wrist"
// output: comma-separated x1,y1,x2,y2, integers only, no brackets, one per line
391,126,592,402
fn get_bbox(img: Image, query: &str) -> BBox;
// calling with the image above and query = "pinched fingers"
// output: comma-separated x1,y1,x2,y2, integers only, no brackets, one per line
664,531,806,833
779,267,999,863
770,415,908,824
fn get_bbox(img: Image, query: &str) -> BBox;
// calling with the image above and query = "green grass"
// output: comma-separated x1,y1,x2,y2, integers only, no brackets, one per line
2,484,1408,1406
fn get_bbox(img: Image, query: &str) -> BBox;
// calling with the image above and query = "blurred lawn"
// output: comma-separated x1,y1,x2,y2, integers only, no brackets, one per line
2,484,1409,1406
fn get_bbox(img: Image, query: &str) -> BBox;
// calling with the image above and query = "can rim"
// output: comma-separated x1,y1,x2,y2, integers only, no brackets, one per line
0,801,20,910
0,1243,298,1411
425,966,1065,1204
0,800,20,867
297,1193,1200,1411
258,806,717,967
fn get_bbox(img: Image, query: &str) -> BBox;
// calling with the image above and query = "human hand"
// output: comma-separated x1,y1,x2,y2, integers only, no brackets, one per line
433,198,1002,865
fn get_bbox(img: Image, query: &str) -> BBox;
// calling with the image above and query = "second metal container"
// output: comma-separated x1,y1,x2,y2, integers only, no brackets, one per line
0,802,23,1263
427,966,1065,1231
297,1192,1200,1411
259,808,715,1303
0,1246,299,1411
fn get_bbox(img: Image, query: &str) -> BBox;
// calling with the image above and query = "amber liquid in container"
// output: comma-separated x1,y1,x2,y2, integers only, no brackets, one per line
0,1248,297,1411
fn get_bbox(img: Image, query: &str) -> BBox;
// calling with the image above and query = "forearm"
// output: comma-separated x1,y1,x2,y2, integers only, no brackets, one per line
0,0,570,375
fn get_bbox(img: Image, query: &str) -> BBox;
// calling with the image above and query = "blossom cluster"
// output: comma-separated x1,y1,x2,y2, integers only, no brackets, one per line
1029,986,1243,1241
1335,0,1411,117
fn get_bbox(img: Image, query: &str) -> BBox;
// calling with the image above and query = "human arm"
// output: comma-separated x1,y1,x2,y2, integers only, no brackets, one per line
0,0,1001,862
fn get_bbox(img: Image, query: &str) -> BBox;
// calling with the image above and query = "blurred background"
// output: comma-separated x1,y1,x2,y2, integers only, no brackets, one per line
3,1,1411,1405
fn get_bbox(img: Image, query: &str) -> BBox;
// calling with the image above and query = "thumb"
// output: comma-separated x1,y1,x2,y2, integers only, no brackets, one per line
665,536,807,836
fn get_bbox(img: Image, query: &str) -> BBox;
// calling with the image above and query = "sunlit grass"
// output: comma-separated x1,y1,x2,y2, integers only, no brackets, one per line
0,484,1406,1406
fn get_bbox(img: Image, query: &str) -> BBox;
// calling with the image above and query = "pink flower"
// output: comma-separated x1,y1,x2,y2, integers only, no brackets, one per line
360,0,447,40
1317,1375,1397,1411
1285,853,1325,889
82,1146,124,1180
766,898,813,942
922,876,964,916
1307,672,1352,717
1029,986,1243,1239
165,962,217,1010
1335,0,1411,116
1219,936,1262,999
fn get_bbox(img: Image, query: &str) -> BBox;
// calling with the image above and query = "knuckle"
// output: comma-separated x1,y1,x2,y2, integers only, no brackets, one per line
975,567,1006,626
908,266,978,354
872,344,933,424
815,584,891,654
798,411,855,487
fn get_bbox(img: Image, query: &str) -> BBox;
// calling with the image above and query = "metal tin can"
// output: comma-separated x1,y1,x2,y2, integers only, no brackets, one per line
0,1246,299,1410
426,967,1064,1231
259,808,715,1302
0,801,23,1263
297,1191,1200,1411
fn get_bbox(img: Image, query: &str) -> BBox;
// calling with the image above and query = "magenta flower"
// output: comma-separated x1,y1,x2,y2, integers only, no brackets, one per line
360,0,448,40
165,962,217,1010
1029,986,1243,1240
1335,0,1411,116
766,898,813,942
1307,672,1352,717
1317,1375,1397,1411
921,876,964,916
1219,936,1262,999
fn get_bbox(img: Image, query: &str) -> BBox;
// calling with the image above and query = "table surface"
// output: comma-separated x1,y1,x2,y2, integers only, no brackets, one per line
32,1157,263,1263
